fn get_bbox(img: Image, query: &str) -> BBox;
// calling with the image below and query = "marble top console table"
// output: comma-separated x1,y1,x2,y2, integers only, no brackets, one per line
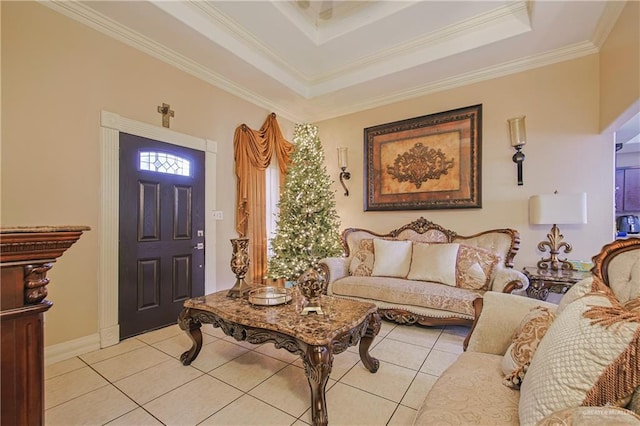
1,226,89,425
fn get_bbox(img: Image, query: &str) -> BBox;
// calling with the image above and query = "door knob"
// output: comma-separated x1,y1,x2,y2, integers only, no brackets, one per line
192,243,204,250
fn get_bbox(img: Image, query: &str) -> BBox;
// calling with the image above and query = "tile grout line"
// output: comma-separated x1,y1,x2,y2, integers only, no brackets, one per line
45,323,468,425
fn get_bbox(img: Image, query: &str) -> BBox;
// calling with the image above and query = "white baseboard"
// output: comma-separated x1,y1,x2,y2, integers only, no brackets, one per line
45,333,101,366
100,324,120,348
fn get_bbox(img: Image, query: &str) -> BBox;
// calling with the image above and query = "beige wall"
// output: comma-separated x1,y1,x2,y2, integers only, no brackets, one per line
1,2,294,346
317,54,615,269
600,0,640,132
1,1,635,351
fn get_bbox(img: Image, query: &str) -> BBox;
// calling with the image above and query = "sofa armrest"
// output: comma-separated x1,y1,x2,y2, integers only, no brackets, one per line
317,257,349,292
464,292,556,355
490,268,529,293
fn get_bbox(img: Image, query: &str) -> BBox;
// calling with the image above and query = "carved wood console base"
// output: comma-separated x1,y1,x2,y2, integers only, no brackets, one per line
177,292,381,426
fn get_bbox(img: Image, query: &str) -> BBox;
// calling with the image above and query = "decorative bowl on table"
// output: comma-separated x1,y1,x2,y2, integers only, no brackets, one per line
248,286,292,306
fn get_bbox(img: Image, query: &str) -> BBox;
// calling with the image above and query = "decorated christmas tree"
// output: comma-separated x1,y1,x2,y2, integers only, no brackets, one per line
266,123,343,281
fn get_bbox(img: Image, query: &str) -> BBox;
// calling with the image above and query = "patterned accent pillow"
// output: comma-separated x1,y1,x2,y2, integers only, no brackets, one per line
519,279,640,425
349,238,375,276
455,244,500,290
501,306,555,389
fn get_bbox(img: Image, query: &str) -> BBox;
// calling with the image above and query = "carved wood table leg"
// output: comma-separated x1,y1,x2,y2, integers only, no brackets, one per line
302,345,333,426
177,308,203,365
178,292,379,425
359,312,381,373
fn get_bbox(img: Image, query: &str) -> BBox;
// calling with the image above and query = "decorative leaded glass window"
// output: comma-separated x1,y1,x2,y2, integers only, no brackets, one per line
139,151,191,176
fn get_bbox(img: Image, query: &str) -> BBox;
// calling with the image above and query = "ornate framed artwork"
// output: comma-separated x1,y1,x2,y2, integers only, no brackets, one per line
364,104,482,211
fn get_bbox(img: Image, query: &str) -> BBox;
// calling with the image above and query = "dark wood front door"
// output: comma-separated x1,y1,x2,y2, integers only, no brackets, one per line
119,133,205,339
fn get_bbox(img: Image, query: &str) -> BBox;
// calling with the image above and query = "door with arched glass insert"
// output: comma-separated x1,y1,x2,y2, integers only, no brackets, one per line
119,133,205,339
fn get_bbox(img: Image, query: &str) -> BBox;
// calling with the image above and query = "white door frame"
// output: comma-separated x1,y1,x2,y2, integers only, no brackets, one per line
99,110,217,348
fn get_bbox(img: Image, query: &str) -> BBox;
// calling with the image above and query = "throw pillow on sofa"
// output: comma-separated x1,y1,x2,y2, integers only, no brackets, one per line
519,278,640,425
407,243,499,290
455,244,500,290
371,238,413,278
349,238,375,276
502,306,555,389
407,243,459,285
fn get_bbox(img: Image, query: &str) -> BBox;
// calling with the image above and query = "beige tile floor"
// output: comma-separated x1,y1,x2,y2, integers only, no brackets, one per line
45,319,469,425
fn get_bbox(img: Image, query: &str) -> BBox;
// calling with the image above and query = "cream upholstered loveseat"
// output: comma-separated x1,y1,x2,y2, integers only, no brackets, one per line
414,238,640,425
318,217,528,327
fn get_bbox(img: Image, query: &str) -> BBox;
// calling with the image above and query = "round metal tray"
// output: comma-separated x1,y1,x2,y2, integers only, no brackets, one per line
248,286,292,306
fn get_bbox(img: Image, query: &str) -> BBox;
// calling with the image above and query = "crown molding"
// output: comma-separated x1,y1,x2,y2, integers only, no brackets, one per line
312,1,531,83
175,0,531,97
38,1,306,123
271,1,416,45
307,1,531,97
310,41,599,122
591,0,626,48
38,0,603,124
154,1,309,96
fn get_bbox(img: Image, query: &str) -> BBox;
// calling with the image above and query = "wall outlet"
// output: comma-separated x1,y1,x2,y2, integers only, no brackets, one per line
213,210,223,220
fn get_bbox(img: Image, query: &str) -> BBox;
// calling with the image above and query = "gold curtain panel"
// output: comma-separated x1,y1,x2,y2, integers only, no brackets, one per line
234,113,294,284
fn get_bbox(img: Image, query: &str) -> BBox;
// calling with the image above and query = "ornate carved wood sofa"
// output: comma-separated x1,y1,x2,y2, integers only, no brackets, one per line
318,217,528,327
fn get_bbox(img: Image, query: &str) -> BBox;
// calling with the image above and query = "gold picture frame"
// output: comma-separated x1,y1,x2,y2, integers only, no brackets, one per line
364,104,482,211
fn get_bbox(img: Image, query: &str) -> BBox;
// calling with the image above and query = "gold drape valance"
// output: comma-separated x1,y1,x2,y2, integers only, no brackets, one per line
234,113,293,284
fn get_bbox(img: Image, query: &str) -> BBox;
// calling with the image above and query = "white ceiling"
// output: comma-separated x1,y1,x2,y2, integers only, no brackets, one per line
46,1,626,126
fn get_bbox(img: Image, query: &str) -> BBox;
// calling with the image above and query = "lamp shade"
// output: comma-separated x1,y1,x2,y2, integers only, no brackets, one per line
529,193,587,225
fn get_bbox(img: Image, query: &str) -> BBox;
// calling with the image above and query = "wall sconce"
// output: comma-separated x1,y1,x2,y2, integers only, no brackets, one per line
508,116,526,186
337,147,351,196
529,192,587,271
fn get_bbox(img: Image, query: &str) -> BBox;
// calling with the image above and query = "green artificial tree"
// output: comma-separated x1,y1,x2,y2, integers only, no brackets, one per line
266,123,343,281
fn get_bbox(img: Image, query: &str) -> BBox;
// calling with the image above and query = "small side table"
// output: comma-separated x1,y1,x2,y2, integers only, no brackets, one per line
523,266,591,301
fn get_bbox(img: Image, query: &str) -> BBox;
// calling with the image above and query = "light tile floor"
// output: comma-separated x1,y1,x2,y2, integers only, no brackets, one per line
45,320,470,425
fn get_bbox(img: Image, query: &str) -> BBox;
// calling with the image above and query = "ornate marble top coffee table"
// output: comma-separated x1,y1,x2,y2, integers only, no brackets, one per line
178,291,381,426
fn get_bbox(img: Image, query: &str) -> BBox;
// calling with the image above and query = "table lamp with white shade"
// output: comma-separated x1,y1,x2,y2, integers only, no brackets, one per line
529,192,587,271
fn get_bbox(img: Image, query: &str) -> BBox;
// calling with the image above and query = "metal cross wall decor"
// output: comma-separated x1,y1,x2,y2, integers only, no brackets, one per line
157,103,175,128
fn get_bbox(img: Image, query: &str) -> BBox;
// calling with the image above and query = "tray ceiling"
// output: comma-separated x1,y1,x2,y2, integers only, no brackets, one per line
44,1,621,123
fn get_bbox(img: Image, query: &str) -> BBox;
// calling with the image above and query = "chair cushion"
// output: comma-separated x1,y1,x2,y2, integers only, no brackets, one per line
519,279,640,425
414,352,520,425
